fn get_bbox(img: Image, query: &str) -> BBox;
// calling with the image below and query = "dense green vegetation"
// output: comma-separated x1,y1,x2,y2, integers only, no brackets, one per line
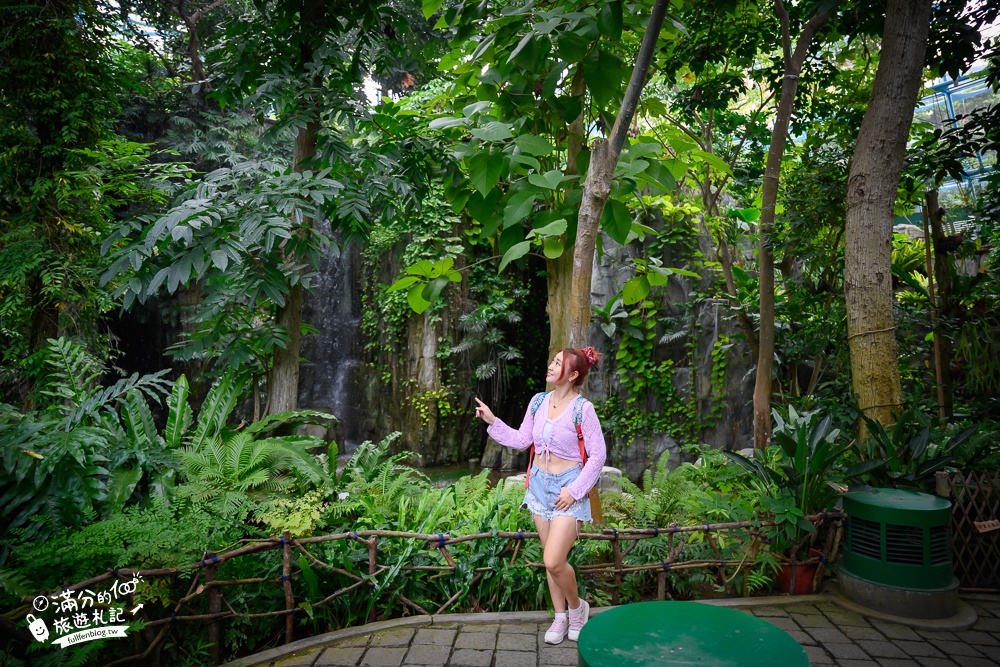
2,0,999,664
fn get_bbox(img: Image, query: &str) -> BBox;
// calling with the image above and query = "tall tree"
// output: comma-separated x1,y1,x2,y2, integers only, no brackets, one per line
844,0,933,427
567,0,670,347
751,0,835,449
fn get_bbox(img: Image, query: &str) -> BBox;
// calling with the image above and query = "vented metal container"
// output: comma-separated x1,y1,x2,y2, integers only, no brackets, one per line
842,488,953,590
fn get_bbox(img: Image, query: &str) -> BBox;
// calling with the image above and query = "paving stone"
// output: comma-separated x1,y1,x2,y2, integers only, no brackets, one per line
454,631,497,650
807,627,852,644
930,639,986,657
340,635,371,648
274,651,320,667
825,643,871,660
875,661,914,667
750,606,789,617
785,604,822,614
537,647,579,665
894,640,944,658
824,610,871,627
835,661,879,667
448,648,493,667
370,628,415,647
412,627,458,646
975,645,1000,662
956,630,1000,646
913,658,961,667
947,658,1000,667
787,630,817,646
404,643,452,665
841,625,887,641
360,647,407,667
761,616,801,633
499,633,537,650
494,649,537,667
315,646,365,666
856,640,908,659
793,613,835,629
869,621,921,641
975,617,1000,633
502,622,541,633
916,630,959,642
804,645,836,665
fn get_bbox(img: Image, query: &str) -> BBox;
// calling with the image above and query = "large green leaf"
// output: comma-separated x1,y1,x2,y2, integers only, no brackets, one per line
467,188,501,222
597,1,623,40
471,121,514,142
583,48,627,108
164,375,192,450
468,150,505,195
543,237,564,259
527,169,567,190
503,191,537,228
531,219,568,237
106,467,142,515
557,31,591,62
514,134,555,156
600,199,632,245
622,276,650,305
188,373,245,451
499,241,531,272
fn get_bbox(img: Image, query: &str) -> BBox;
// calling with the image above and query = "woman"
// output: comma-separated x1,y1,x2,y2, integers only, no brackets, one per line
474,347,607,644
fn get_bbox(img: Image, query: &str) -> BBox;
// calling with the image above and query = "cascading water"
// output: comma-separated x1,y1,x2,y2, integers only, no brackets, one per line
298,232,363,455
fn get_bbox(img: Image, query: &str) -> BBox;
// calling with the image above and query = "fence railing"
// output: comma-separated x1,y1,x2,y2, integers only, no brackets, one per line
22,512,844,666
938,469,1000,590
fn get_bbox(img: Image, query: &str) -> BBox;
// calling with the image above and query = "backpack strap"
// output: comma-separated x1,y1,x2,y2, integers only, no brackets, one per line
573,396,587,464
524,392,549,489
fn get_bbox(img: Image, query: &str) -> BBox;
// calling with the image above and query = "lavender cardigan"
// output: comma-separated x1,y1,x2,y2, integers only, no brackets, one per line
487,393,607,500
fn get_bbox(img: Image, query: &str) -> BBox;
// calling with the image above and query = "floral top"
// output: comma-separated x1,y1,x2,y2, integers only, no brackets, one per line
487,392,607,500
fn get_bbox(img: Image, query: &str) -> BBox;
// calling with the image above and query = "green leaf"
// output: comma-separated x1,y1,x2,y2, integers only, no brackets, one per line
503,191,537,228
422,276,450,305
543,236,564,259
597,1,623,40
406,259,436,278
600,199,632,245
467,189,501,222
690,149,733,175
622,276,650,305
422,0,445,20
583,48,627,108
527,169,567,190
106,467,142,515
499,241,531,272
531,219,568,237
428,116,469,130
728,207,761,223
550,95,584,123
647,268,669,286
515,134,555,156
388,275,421,292
468,150,505,195
471,121,514,142
408,284,432,314
668,267,701,279
557,31,591,62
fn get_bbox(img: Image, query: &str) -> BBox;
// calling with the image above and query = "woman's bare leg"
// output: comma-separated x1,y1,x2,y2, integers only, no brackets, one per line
533,514,569,613
542,515,580,611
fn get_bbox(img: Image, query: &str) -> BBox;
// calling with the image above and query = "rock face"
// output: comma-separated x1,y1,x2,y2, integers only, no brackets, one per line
300,220,754,478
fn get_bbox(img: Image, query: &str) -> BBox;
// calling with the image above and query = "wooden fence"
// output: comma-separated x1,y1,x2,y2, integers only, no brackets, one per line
22,512,844,667
938,470,1000,590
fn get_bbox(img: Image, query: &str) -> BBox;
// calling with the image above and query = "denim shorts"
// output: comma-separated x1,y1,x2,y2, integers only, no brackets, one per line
522,464,592,523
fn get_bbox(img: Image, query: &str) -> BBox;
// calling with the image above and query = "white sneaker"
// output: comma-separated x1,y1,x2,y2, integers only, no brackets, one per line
567,600,590,641
544,616,568,644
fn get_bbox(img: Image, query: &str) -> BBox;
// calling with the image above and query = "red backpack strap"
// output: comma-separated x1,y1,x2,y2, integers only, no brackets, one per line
574,396,587,464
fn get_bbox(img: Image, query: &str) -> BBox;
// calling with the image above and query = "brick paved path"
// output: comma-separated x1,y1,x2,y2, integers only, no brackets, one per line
233,593,1000,667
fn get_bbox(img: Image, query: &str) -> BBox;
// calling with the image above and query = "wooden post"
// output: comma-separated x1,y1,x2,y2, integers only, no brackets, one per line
612,533,621,606
657,572,667,601
282,531,294,645
922,195,947,418
935,470,951,498
205,551,221,665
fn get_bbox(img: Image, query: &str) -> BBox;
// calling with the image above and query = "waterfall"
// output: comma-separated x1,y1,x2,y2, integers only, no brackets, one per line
299,233,363,455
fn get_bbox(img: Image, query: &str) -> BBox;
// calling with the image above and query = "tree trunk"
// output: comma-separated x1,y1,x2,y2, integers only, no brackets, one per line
926,189,954,417
568,0,669,348
844,0,932,427
547,67,586,363
752,0,835,449
266,0,326,415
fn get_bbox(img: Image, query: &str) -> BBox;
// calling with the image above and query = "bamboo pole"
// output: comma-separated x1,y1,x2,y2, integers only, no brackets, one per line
204,551,221,665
